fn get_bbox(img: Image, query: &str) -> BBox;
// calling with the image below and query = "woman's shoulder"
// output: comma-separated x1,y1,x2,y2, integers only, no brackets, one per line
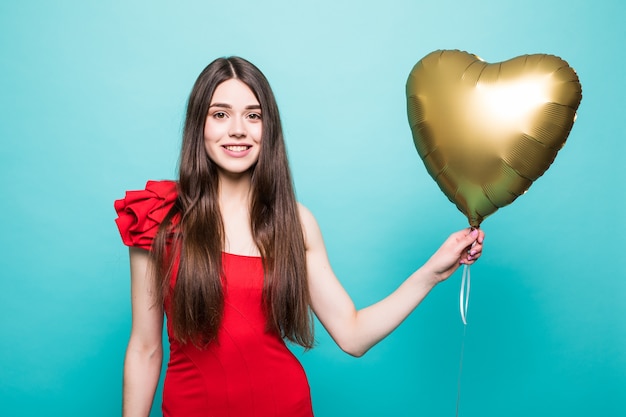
297,203,323,250
297,202,316,224
114,180,178,250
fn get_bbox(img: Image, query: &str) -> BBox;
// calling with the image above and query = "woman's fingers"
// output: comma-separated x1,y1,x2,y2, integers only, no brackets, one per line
460,228,484,264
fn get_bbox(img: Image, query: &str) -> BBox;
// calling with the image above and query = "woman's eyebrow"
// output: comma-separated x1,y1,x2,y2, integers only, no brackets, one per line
209,103,261,109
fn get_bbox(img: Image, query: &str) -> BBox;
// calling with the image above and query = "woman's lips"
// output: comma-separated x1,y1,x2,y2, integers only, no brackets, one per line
222,144,252,157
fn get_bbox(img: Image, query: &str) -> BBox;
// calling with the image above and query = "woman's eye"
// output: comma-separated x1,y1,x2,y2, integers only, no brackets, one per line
248,113,262,120
213,111,227,119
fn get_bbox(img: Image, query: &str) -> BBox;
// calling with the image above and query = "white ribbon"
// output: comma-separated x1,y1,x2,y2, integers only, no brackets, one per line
460,264,471,325
457,244,475,415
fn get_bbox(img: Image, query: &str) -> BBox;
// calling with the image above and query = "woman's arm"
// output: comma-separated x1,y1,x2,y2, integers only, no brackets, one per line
123,247,164,417
299,204,484,357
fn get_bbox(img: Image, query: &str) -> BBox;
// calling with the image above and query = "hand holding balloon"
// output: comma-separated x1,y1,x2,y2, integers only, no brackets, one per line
423,228,485,284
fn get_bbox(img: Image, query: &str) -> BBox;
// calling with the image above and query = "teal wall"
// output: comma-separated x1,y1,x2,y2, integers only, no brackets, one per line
1,0,624,416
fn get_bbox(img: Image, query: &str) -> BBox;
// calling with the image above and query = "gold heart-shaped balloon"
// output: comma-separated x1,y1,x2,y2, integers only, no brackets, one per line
406,50,582,227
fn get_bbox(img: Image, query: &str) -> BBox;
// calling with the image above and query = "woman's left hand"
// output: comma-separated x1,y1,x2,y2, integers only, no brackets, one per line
424,228,485,284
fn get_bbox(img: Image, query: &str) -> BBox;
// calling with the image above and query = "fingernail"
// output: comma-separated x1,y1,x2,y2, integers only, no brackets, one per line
470,250,476,256
471,229,478,237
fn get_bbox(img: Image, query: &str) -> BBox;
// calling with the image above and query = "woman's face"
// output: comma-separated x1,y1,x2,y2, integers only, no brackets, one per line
204,78,263,179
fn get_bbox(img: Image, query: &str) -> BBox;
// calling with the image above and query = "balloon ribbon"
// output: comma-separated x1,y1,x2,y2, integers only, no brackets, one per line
460,264,471,325
456,324,467,417
456,264,471,416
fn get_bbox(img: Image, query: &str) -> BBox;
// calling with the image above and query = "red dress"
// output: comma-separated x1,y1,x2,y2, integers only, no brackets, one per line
115,180,314,417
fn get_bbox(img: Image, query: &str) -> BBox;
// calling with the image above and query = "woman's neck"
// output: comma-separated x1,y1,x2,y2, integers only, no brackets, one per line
217,170,253,205
217,171,259,256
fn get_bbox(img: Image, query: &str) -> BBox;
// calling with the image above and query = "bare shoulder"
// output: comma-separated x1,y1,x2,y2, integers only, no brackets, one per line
297,203,322,250
297,203,316,224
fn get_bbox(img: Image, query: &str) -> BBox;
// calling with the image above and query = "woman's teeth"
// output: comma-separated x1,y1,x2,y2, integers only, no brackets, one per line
225,145,248,152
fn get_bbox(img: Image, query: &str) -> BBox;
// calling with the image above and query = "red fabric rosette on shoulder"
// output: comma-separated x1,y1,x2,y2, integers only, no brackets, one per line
114,180,178,251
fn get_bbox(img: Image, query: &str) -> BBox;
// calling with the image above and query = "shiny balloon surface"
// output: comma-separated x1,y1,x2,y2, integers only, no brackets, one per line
406,50,582,227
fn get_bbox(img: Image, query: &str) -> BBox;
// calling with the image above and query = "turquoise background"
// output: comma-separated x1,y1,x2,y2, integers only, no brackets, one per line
1,0,624,415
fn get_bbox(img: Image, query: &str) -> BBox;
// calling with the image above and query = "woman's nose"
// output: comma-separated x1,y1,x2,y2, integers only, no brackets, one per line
229,116,246,138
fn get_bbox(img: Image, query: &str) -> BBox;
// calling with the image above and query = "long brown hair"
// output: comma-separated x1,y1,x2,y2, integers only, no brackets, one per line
151,57,313,348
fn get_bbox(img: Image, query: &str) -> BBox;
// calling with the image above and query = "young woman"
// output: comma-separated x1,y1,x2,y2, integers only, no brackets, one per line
115,56,485,417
